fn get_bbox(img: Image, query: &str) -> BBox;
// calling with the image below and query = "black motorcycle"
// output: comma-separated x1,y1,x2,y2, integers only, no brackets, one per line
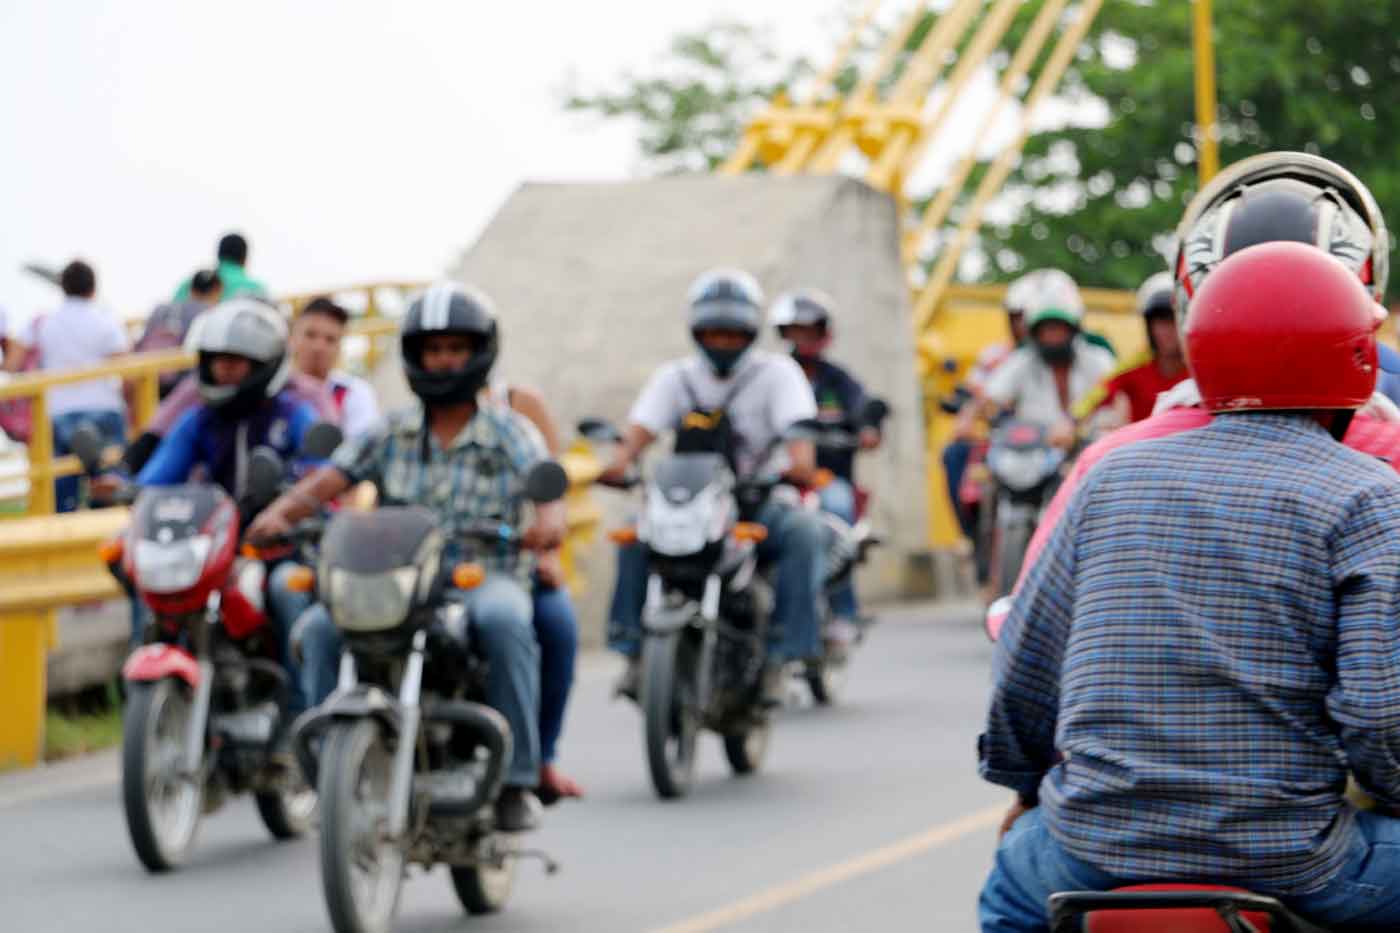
289,461,568,933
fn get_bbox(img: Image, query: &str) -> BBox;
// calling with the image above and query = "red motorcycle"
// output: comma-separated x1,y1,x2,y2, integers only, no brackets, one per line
1049,885,1328,931
77,423,338,872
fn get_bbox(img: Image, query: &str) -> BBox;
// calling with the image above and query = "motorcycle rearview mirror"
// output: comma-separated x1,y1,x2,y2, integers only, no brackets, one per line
246,446,285,508
577,418,622,445
864,397,891,426
524,460,570,503
69,422,106,476
300,422,343,460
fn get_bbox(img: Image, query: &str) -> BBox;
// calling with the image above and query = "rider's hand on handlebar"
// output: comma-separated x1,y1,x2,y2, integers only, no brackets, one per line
245,502,294,545
597,459,633,488
858,427,881,451
89,474,125,502
1047,418,1076,451
521,509,567,552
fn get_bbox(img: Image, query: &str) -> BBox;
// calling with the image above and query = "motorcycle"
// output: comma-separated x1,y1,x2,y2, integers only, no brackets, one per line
791,402,887,705
984,419,1064,598
1048,885,1328,932
286,460,569,933
584,417,858,798
71,420,342,873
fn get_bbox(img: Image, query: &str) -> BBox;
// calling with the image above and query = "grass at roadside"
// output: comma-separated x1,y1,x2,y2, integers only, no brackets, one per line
44,707,124,762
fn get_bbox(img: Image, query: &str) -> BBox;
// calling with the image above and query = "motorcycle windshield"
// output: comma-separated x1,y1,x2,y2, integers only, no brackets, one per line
652,453,731,504
130,485,233,544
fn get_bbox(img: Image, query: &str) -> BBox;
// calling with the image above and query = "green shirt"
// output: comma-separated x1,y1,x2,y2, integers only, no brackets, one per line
173,260,268,302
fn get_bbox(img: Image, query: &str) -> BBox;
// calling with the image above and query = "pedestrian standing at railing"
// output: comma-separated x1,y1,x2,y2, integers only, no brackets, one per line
4,260,130,511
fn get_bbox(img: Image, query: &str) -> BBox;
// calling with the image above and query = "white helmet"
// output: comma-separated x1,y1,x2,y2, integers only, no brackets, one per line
193,298,290,415
1018,269,1085,331
770,288,835,332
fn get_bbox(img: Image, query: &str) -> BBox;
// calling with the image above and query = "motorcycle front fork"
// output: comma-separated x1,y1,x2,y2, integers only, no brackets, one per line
181,590,221,779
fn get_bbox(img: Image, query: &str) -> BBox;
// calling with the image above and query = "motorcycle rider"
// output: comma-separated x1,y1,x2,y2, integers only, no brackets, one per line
987,151,1400,640
598,268,824,705
93,299,325,695
979,239,1400,931
1073,271,1188,428
979,269,1116,448
480,376,584,804
770,288,880,647
248,282,565,833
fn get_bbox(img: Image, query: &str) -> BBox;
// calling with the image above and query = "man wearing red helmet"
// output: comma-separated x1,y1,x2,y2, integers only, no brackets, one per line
986,152,1400,642
979,239,1400,931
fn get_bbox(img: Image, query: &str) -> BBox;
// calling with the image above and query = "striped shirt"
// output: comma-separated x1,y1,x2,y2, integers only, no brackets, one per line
332,402,547,580
980,413,1400,894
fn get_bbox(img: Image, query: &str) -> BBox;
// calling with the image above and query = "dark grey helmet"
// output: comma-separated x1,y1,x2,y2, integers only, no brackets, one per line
687,268,764,376
401,282,499,406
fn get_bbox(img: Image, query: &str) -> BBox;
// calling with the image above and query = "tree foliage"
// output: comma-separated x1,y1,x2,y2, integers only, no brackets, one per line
563,2,1400,292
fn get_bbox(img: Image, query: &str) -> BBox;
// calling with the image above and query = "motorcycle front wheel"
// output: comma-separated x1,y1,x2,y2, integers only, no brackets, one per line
121,679,203,872
318,719,404,933
641,631,699,799
450,834,517,915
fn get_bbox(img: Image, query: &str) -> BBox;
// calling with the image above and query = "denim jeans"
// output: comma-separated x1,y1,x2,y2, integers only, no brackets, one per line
980,806,1400,932
608,499,827,663
299,574,541,787
266,561,315,715
532,582,578,765
817,477,859,618
942,439,975,539
53,409,126,513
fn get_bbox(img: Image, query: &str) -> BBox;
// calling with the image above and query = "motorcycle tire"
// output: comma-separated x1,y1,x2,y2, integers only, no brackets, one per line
121,679,203,872
804,655,849,707
721,720,771,775
641,631,699,799
997,521,1032,599
318,719,404,933
450,835,517,915
254,773,317,840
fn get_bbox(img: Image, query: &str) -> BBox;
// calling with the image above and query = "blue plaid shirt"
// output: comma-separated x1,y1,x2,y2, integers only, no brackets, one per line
332,402,547,581
981,414,1400,894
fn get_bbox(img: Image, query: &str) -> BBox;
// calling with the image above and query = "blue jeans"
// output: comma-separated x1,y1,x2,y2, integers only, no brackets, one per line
817,477,859,618
533,583,578,765
299,574,541,787
53,409,126,513
942,439,974,539
980,806,1400,931
267,561,315,715
608,500,827,663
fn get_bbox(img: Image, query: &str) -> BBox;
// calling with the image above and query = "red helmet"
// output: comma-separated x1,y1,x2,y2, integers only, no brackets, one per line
1185,241,1383,413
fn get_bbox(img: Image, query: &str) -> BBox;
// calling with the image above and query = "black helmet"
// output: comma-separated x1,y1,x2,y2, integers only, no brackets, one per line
1173,152,1390,328
401,282,499,406
193,298,291,418
687,268,764,376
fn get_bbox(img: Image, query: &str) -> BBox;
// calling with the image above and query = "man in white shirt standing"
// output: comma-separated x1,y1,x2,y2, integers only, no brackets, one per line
287,296,381,438
5,260,129,511
598,268,825,703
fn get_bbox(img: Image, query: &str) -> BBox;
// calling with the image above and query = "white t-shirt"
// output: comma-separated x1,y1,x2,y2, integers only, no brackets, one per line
984,339,1116,428
26,298,129,416
628,351,818,478
328,371,382,439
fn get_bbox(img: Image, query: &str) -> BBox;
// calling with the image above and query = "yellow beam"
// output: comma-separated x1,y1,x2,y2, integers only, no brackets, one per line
809,0,884,102
912,0,1105,333
903,0,1068,266
868,0,1021,193
1192,0,1220,184
887,0,985,107
807,4,929,173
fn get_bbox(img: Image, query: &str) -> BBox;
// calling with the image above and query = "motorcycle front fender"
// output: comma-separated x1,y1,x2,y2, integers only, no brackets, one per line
122,644,201,688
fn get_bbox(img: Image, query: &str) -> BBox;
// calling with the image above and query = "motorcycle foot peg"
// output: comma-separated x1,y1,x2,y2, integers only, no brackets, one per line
514,848,561,875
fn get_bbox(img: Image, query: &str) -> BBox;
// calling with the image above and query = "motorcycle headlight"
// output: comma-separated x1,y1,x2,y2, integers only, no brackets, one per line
990,448,1057,492
134,535,213,594
328,566,419,632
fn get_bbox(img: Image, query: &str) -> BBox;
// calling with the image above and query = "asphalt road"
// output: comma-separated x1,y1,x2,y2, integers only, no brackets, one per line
0,601,1006,932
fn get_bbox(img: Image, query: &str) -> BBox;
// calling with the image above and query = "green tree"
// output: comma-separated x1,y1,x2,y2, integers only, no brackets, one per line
563,2,1400,292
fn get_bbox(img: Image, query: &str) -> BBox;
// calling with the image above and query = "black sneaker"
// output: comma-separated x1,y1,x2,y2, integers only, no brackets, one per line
494,786,542,833
613,657,641,701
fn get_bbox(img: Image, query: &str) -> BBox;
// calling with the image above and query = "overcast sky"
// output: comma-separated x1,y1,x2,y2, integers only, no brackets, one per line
1,1,879,326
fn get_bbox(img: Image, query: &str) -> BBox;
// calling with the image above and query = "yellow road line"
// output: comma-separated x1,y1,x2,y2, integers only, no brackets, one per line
647,803,1005,933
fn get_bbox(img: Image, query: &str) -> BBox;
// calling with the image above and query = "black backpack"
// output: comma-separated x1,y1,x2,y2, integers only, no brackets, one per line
673,366,762,473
